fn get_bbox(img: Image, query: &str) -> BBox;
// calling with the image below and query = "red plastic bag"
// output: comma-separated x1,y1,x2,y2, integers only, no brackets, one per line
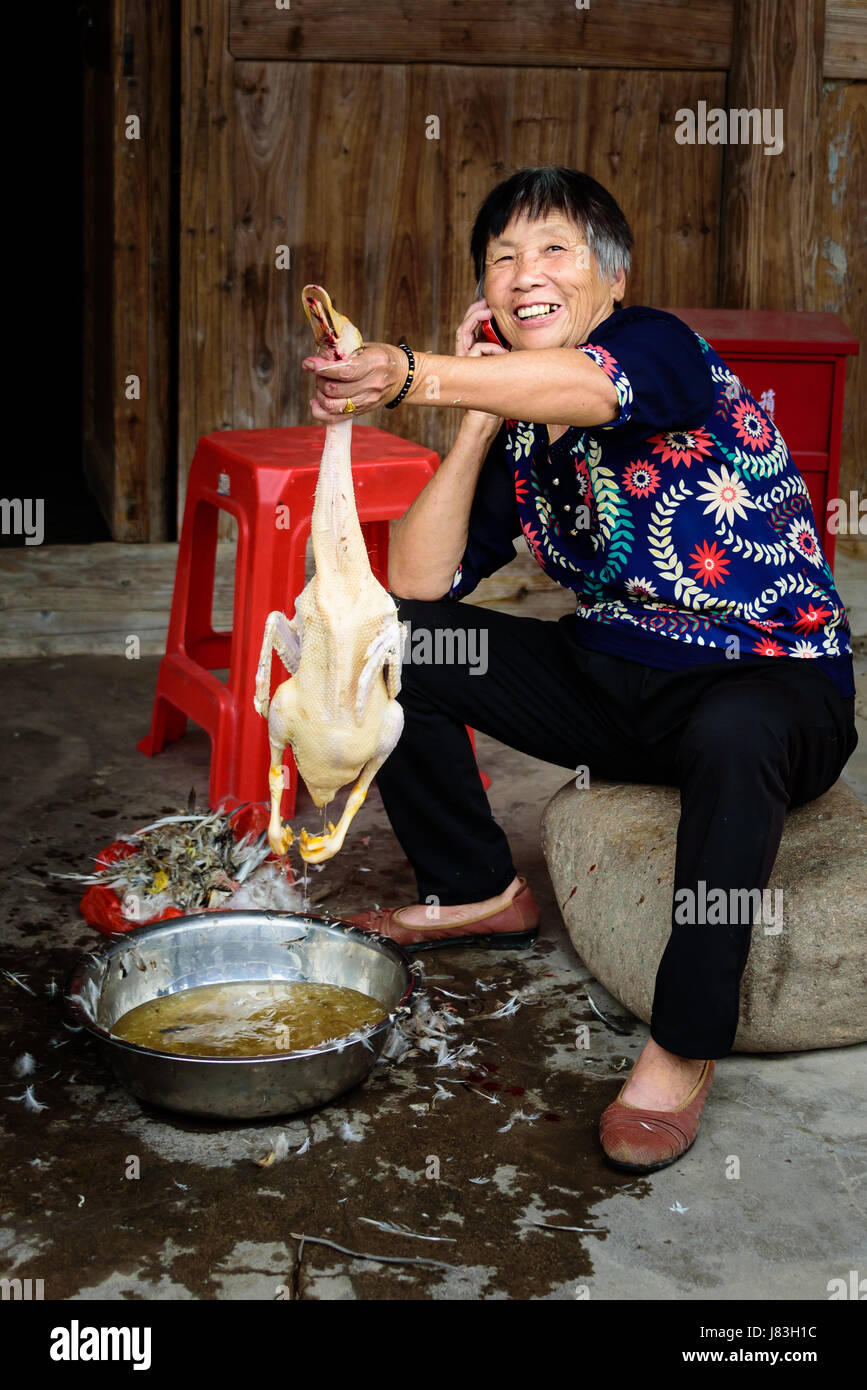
80,803,291,937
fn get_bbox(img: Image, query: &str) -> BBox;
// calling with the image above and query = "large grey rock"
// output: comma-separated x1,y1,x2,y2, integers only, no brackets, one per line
541,778,867,1052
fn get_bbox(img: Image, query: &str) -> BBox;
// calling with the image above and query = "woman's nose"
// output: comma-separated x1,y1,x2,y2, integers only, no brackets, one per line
510,254,548,286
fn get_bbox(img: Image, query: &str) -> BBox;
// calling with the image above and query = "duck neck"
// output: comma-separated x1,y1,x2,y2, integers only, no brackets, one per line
310,419,369,580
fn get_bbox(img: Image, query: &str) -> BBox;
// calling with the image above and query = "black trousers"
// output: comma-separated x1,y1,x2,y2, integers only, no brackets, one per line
376,597,858,1059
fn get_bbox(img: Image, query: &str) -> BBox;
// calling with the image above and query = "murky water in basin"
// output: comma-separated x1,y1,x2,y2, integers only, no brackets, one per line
111,980,387,1057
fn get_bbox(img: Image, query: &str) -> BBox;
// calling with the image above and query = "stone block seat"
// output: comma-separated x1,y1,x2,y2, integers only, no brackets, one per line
540,778,867,1052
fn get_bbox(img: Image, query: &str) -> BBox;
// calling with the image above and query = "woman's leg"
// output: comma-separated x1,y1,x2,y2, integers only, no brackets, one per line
376,597,653,907
650,664,857,1060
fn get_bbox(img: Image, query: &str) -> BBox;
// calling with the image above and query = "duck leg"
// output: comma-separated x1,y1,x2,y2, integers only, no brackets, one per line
264,676,301,856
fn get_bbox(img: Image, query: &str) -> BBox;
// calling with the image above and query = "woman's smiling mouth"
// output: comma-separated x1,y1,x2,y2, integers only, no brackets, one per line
514,302,562,323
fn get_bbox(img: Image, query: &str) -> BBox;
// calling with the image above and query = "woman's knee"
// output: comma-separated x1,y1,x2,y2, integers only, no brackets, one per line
676,700,790,783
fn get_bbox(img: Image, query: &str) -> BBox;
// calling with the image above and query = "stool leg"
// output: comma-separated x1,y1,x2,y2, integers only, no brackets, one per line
184,501,225,666
208,688,244,812
138,693,188,756
223,514,308,810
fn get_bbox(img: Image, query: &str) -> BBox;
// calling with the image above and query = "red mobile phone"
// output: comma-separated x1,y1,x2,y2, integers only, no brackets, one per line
480,316,511,349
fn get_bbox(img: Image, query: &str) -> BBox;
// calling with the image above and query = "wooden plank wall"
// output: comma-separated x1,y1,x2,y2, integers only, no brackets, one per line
721,0,825,312
816,77,866,496
179,0,235,466
172,0,865,531
227,0,733,67
825,0,867,74
227,64,725,465
721,0,865,497
179,1,729,515
82,0,173,541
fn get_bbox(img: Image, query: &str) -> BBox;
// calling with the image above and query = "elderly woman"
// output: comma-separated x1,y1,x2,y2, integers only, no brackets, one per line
302,167,857,1173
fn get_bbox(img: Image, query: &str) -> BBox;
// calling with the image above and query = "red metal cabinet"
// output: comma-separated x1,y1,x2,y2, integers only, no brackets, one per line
663,309,859,571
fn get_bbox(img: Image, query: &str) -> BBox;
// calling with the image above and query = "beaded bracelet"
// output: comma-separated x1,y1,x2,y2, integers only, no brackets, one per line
385,342,415,409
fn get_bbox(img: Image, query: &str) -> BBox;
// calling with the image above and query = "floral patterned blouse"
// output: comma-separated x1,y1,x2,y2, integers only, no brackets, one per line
446,305,855,700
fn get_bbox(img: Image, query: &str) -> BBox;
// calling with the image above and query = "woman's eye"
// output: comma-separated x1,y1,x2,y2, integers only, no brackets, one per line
546,244,565,253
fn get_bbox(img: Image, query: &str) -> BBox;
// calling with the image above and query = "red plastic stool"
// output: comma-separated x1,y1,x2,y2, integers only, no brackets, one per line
139,425,490,817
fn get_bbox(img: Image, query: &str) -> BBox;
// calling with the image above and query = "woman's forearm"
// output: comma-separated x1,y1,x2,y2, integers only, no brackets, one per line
388,417,499,600
404,347,619,426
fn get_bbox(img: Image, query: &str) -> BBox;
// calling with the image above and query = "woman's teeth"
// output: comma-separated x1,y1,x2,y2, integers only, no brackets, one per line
516,303,559,320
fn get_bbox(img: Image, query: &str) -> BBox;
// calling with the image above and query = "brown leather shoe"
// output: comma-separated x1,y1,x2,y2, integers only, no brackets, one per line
599,1059,715,1173
343,877,540,952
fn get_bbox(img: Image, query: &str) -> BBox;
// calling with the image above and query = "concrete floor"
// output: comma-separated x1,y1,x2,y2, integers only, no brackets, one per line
1,547,865,1301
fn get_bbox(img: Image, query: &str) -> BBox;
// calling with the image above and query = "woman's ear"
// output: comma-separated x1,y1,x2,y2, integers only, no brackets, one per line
610,267,627,301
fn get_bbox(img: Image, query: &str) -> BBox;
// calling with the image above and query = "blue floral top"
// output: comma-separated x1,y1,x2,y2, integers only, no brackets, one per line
446,305,855,700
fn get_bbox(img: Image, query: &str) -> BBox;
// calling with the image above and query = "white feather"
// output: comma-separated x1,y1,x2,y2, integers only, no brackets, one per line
12,1085,48,1112
497,1108,541,1133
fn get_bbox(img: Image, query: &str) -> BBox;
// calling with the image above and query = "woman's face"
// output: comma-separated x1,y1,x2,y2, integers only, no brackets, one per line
482,211,625,350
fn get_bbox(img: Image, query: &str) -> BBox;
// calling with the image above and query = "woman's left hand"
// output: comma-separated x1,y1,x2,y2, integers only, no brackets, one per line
302,343,407,420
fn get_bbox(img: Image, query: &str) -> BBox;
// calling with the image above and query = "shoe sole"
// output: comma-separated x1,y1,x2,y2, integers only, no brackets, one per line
400,927,539,953
602,1136,697,1174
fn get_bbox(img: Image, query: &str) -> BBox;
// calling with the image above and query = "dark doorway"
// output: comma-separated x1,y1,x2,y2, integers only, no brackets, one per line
1,4,110,549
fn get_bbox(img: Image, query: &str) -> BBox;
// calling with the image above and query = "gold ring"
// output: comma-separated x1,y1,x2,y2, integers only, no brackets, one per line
342,398,356,414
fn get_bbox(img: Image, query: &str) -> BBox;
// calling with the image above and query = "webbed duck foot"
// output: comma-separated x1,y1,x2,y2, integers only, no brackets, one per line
268,822,295,858
298,822,339,864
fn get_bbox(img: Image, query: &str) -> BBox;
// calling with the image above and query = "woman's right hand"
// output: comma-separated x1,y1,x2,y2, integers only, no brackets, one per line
455,298,499,357
455,299,508,440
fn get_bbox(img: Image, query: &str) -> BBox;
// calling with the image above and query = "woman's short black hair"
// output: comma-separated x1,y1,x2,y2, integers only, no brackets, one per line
470,166,633,293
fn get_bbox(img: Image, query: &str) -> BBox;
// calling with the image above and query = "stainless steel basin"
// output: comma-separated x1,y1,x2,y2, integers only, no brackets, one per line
65,910,414,1119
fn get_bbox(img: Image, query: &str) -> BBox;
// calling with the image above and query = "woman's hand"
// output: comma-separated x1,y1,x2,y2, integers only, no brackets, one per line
455,298,498,357
303,302,508,434
302,342,406,420
454,299,509,441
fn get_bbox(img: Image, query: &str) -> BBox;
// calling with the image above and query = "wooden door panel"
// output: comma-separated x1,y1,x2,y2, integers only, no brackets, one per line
219,60,725,490
228,0,734,70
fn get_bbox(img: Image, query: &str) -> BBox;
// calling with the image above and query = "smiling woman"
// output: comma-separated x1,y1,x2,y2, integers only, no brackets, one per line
472,165,632,324
311,164,858,1178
